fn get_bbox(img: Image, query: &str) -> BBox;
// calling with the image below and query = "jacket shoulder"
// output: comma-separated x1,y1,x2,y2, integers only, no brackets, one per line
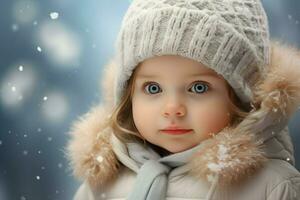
266,176,300,200
73,181,96,200
246,159,300,194
263,159,300,181
264,159,300,200
217,159,300,200
73,165,135,200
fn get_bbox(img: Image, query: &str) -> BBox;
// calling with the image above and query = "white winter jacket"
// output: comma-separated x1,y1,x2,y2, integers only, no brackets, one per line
67,41,300,199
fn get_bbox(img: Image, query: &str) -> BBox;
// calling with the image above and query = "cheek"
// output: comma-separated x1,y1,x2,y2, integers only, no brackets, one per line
132,98,155,132
132,94,162,117
132,100,144,125
132,97,154,117
193,99,231,134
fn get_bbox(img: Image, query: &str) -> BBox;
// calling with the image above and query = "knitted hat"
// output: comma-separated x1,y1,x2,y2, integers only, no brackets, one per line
114,0,270,105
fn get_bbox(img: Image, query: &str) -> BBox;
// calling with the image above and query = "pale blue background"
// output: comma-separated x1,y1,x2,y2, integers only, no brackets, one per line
0,0,299,199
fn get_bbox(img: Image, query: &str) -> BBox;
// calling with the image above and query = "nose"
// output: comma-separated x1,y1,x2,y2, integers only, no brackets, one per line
162,101,186,118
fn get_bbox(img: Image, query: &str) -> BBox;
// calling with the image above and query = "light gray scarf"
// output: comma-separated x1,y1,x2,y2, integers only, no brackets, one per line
126,142,203,200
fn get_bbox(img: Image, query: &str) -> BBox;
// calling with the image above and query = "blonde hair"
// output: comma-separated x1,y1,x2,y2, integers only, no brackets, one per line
108,66,252,144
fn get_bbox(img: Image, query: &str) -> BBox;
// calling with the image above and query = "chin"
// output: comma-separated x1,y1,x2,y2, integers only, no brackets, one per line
165,146,191,154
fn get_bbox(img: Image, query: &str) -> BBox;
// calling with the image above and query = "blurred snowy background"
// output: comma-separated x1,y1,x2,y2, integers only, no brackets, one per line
0,0,299,199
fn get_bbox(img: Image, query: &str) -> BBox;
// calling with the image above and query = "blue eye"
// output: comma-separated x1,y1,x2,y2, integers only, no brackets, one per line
190,82,209,94
144,82,161,94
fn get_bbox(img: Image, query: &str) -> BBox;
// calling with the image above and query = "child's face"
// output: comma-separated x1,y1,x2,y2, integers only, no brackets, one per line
131,55,232,153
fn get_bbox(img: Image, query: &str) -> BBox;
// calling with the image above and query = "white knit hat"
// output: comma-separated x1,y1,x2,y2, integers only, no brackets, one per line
114,0,270,105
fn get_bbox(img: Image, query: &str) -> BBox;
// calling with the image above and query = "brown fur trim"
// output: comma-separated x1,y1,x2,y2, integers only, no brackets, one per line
188,127,267,185
65,105,120,188
100,57,118,109
254,41,300,117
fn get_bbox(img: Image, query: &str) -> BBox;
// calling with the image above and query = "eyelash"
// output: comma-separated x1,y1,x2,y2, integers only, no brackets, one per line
142,81,210,95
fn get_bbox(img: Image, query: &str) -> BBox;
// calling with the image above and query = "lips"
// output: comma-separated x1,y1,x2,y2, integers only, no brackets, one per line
160,128,193,135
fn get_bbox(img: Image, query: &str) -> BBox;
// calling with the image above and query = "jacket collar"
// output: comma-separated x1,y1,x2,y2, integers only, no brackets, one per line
66,41,300,188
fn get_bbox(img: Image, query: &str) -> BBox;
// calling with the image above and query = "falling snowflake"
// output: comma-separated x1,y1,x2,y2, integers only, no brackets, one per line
18,65,23,71
48,137,52,142
33,21,38,26
58,163,63,168
20,196,26,200
37,128,42,132
0,140,2,146
43,96,48,101
286,157,291,161
37,150,42,154
23,150,28,156
50,12,59,20
11,86,17,92
24,134,27,138
12,24,19,32
37,46,42,52
41,166,46,170
288,15,292,20
96,155,104,163
36,175,40,180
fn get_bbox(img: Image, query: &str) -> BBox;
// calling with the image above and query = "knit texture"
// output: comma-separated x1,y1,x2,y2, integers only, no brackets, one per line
114,0,270,105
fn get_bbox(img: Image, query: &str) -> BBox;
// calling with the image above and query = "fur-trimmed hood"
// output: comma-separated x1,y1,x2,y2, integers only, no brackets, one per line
66,41,300,189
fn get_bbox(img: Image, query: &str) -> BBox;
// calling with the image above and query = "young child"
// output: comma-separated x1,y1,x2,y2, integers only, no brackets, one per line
67,0,300,199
